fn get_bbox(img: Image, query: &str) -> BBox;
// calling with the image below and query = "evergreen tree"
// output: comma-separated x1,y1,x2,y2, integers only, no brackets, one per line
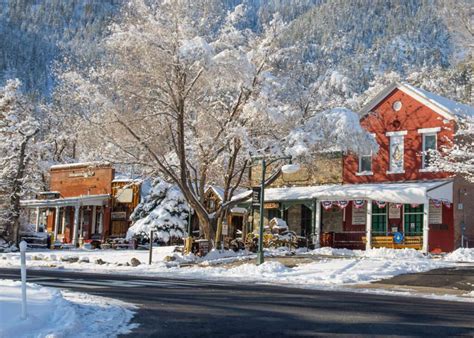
127,178,191,244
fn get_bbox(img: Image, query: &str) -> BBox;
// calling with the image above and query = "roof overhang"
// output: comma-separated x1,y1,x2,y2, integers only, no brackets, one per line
361,82,456,121
20,194,111,209
243,180,453,204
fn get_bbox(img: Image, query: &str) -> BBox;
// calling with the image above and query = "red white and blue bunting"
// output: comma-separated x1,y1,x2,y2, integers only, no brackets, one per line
410,203,420,208
353,200,366,208
442,200,452,208
394,203,403,209
375,201,387,208
335,200,349,209
321,201,333,210
431,199,442,208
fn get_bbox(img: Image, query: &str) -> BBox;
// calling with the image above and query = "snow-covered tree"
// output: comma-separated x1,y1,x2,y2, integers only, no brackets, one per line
55,0,378,244
0,79,41,243
127,178,191,244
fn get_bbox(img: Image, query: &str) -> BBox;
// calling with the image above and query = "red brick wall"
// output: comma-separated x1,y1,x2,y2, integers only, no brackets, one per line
50,165,114,197
343,88,455,184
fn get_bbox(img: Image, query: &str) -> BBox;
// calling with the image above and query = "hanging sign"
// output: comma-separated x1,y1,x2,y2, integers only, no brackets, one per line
321,201,334,210
335,200,349,209
375,201,387,208
388,203,401,219
251,187,261,206
353,200,365,209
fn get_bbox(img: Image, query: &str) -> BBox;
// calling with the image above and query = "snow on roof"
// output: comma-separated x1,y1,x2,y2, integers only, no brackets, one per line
207,185,249,201
362,82,474,120
237,180,453,204
403,83,474,118
50,161,111,170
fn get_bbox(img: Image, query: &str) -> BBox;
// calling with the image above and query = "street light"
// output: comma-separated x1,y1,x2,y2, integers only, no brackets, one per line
253,155,299,265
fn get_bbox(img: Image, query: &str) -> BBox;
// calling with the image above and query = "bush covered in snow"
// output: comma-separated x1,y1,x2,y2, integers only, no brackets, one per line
126,178,191,244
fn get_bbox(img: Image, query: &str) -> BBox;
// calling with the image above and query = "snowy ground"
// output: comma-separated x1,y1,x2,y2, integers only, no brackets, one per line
0,279,137,338
1,246,474,301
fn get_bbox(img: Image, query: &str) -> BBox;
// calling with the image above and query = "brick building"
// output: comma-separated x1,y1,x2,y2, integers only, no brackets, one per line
20,162,141,247
246,82,473,252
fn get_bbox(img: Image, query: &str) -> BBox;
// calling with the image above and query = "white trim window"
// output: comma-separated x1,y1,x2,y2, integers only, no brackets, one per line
386,131,407,174
418,127,440,170
357,154,373,175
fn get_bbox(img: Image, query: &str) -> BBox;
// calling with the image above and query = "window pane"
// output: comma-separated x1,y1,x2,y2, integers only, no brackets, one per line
360,155,372,172
424,135,436,151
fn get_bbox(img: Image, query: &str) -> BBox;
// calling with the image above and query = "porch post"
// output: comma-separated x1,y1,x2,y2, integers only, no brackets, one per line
366,200,372,250
422,199,430,254
91,206,97,235
72,205,80,246
313,200,321,248
35,207,41,232
98,208,104,236
61,207,67,235
53,206,60,242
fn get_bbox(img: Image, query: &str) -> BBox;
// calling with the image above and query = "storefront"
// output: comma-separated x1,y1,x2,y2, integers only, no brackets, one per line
247,179,454,253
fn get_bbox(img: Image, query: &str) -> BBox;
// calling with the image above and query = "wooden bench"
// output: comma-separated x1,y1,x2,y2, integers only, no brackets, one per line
362,236,423,250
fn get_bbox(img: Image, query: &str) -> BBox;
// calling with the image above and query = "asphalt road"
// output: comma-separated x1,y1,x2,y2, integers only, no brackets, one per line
1,268,474,337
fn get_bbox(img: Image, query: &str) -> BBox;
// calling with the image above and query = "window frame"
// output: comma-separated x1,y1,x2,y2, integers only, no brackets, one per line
403,204,424,235
421,132,437,170
371,202,387,235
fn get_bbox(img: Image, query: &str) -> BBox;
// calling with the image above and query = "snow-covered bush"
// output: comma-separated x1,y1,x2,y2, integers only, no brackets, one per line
126,178,191,244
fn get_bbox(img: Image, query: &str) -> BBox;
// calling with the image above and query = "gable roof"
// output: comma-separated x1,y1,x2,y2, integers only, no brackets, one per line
361,82,474,120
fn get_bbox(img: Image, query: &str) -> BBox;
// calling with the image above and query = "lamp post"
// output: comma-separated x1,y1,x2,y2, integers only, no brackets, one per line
253,155,300,265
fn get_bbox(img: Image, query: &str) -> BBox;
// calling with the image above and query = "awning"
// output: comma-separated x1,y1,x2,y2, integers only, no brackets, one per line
20,194,111,209
243,180,453,204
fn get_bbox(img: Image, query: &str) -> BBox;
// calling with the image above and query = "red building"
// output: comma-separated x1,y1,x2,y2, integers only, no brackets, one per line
20,162,141,247
247,82,473,253
340,82,473,252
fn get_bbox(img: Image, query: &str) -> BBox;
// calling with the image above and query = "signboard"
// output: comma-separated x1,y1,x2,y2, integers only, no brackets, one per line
68,169,95,178
111,211,127,220
252,187,261,206
264,202,280,209
388,204,401,219
429,201,442,224
222,222,229,236
352,204,366,225
115,188,134,203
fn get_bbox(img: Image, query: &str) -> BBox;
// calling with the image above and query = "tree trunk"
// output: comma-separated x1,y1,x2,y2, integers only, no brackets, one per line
10,133,34,244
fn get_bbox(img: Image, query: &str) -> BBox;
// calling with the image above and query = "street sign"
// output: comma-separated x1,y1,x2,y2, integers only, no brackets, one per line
252,187,261,206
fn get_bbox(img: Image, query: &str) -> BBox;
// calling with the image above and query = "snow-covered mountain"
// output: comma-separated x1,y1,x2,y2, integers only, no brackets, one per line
0,0,470,97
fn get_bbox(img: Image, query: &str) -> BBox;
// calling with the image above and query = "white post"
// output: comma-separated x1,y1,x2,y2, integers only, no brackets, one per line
35,207,40,232
72,205,80,246
61,208,67,236
19,240,28,320
422,199,430,254
366,200,372,251
53,207,60,244
91,206,97,235
314,201,321,248
98,208,104,235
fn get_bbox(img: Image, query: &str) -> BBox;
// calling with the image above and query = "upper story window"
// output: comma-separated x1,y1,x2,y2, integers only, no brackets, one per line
386,130,407,174
358,154,372,175
418,127,440,170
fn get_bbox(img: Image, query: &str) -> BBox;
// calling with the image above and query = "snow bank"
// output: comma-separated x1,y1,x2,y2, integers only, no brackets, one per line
444,248,474,262
0,280,136,337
